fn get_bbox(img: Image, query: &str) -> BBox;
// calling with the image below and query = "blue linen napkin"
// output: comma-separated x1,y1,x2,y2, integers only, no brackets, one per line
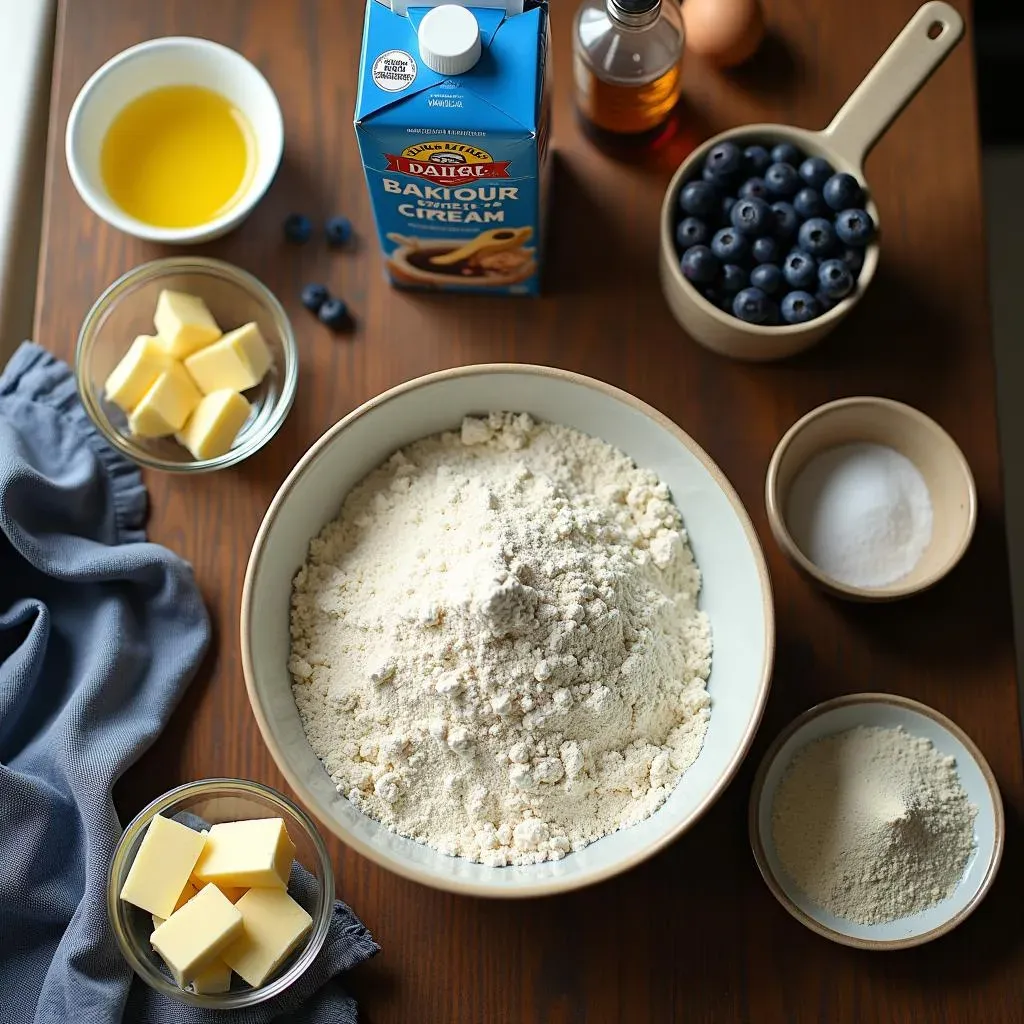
0,343,378,1023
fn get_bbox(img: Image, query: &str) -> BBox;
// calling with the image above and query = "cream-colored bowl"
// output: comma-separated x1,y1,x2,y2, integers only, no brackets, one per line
65,36,283,244
241,365,774,897
765,397,976,601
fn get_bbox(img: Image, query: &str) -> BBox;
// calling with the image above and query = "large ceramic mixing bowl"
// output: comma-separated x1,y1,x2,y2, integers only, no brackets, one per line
241,365,774,897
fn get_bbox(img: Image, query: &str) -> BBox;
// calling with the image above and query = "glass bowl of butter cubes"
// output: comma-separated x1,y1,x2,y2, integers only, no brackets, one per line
77,256,298,472
108,778,334,1008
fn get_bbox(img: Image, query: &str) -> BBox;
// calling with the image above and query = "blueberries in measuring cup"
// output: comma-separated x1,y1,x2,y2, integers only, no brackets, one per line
676,217,710,249
679,180,719,219
752,236,780,264
783,250,817,290
711,227,749,262
835,208,875,246
733,287,771,323
771,142,802,167
731,197,772,235
743,145,771,175
738,177,769,201
673,139,872,327
680,245,719,284
798,156,834,190
823,172,863,211
764,162,800,198
703,141,743,184
750,263,783,295
770,201,799,241
793,187,826,220
781,290,821,324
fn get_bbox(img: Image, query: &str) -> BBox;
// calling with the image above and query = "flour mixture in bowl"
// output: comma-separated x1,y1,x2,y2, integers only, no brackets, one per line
289,413,713,866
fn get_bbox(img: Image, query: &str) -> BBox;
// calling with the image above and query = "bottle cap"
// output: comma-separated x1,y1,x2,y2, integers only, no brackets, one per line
611,0,661,14
418,5,482,76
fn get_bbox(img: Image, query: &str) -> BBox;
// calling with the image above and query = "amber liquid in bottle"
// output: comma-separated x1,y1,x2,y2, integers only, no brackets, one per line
573,0,685,136
574,60,683,134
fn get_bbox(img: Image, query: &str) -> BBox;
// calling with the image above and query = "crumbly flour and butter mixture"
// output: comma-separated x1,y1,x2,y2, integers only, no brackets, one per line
290,413,712,866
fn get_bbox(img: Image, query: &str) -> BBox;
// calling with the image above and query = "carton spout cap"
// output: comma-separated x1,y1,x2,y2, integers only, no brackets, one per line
418,4,483,75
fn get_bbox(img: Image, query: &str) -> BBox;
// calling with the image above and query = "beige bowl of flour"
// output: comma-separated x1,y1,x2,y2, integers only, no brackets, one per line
241,365,774,897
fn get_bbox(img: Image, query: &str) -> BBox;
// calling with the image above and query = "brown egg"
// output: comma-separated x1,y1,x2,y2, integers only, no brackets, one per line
682,0,765,68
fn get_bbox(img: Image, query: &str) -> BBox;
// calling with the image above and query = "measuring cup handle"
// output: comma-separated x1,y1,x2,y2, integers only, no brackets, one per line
821,2,964,169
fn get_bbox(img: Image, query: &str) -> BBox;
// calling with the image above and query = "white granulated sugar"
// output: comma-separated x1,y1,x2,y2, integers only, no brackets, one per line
785,442,933,589
771,725,977,925
290,412,713,866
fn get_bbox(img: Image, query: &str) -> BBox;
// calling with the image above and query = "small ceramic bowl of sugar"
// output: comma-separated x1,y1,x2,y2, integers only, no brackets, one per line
764,396,976,601
749,693,1004,950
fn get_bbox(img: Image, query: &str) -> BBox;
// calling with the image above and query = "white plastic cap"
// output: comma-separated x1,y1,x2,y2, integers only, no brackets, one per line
418,5,482,76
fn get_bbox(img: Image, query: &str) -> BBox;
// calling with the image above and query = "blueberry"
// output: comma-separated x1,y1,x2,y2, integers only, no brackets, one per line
703,141,743,184
815,290,838,313
732,287,770,324
822,172,863,211
318,297,350,330
721,263,748,293
817,258,855,299
771,142,803,167
751,236,779,264
711,227,749,262
783,250,818,290
797,217,837,257
835,207,875,247
793,187,826,220
325,215,353,247
743,145,771,175
730,197,772,235
781,290,822,324
750,263,783,295
680,245,720,285
798,156,834,190
720,196,737,224
301,283,329,312
284,213,312,244
770,201,798,241
738,177,769,201
841,246,865,275
764,162,800,197
679,181,719,219
676,217,709,249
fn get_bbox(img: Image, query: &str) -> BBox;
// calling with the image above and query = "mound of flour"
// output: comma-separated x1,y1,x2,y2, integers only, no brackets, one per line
290,413,713,865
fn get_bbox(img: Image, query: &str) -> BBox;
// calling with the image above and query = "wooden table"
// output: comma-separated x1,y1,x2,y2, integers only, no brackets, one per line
36,1,1024,1020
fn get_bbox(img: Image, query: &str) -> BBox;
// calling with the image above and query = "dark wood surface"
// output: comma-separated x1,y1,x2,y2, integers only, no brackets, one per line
36,1,1024,1021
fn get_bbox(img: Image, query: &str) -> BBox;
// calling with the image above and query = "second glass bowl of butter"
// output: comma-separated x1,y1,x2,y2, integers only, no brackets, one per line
108,778,334,1009
77,257,298,473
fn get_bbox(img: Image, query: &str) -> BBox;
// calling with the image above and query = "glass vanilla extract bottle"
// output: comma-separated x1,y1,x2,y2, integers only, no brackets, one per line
573,0,685,135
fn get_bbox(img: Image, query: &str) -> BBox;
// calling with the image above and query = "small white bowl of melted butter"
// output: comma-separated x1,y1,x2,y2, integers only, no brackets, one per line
66,36,283,244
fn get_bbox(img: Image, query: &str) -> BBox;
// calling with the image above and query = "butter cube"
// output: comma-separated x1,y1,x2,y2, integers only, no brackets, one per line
119,815,206,919
153,290,222,358
219,886,248,904
221,887,312,988
128,364,201,437
193,817,296,890
150,883,244,987
151,881,199,929
175,390,251,460
184,322,272,395
104,335,173,413
190,959,233,995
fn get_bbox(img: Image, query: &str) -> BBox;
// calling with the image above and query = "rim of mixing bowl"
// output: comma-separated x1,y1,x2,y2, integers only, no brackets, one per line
240,363,776,898
76,256,298,473
107,777,334,1008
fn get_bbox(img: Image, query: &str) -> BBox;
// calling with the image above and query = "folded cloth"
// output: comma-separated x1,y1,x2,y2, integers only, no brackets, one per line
0,344,378,1024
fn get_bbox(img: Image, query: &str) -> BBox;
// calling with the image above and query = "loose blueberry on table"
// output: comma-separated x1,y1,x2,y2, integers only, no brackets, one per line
673,140,874,326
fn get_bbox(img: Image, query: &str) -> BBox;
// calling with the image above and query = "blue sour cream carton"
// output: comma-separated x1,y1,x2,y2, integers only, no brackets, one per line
355,0,551,296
